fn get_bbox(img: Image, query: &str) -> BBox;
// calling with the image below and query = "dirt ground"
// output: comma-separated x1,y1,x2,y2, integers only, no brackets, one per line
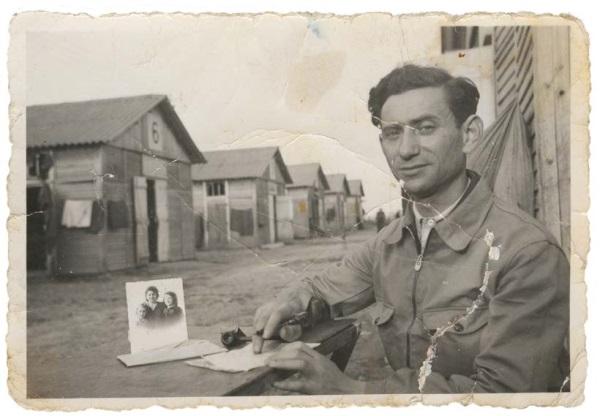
26,227,395,398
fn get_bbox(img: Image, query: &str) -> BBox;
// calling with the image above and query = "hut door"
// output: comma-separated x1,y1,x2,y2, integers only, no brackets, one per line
146,180,158,262
311,194,320,233
268,195,277,243
27,186,46,270
154,179,170,262
133,177,150,265
275,195,293,242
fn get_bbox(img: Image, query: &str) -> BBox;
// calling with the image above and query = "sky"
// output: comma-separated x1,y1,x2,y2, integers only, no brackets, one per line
25,14,495,217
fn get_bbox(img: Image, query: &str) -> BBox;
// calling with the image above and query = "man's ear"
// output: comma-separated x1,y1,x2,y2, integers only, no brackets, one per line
461,114,483,153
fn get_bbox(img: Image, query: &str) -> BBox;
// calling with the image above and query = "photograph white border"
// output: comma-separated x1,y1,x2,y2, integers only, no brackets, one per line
1,1,598,416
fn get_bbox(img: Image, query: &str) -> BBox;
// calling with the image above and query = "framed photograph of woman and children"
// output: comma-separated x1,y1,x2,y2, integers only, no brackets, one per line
126,278,188,353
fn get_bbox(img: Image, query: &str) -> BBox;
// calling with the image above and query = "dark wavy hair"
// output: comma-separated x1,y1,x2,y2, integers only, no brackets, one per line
164,291,178,307
145,286,159,297
368,64,480,128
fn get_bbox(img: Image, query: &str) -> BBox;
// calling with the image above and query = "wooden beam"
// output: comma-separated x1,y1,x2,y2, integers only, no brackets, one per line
531,27,566,245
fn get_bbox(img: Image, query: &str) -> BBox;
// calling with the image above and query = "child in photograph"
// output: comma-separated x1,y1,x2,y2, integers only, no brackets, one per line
163,291,183,323
135,303,151,327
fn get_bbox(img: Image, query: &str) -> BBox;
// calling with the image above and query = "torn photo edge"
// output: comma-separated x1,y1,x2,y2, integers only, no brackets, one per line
6,11,590,410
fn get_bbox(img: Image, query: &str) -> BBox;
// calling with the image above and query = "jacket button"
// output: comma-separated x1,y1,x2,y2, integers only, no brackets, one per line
453,323,464,332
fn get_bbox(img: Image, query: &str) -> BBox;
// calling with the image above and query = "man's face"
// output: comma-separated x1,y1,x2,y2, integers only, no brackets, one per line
379,87,466,199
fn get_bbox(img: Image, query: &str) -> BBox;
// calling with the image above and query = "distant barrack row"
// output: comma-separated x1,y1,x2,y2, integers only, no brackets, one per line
25,95,365,276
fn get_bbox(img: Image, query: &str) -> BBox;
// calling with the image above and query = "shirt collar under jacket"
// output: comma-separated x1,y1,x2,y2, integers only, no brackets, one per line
412,176,472,229
381,170,493,251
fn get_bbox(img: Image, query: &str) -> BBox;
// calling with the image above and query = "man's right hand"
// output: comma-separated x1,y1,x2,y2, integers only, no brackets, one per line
252,296,306,353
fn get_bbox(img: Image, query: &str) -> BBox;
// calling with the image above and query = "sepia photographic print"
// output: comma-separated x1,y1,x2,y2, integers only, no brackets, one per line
125,278,188,353
7,11,589,410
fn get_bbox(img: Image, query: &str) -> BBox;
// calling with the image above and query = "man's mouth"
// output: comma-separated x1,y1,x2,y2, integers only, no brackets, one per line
398,164,427,173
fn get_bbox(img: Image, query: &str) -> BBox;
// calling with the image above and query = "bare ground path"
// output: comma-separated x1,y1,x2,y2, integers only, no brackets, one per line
26,228,393,397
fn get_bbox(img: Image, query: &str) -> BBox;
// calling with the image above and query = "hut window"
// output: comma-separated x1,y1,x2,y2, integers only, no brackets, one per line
27,156,38,177
28,152,54,179
230,208,254,236
207,181,225,197
441,26,493,53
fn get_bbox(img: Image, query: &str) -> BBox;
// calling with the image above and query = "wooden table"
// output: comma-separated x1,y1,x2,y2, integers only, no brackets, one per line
86,319,360,397
226,318,360,396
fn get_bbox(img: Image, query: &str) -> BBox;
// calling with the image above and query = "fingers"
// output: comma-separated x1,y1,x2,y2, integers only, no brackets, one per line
253,303,276,354
252,334,265,354
276,341,319,360
253,302,288,339
267,358,306,371
272,379,307,393
267,342,319,373
262,309,285,339
253,303,271,333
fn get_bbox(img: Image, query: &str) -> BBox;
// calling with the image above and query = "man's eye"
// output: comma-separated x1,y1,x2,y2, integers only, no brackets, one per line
383,127,402,137
416,124,436,135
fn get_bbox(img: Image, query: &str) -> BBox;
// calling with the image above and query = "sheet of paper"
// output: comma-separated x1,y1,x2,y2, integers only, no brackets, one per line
118,339,226,367
186,341,320,373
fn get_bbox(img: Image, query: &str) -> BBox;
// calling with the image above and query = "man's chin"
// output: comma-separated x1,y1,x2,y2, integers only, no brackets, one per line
400,180,434,200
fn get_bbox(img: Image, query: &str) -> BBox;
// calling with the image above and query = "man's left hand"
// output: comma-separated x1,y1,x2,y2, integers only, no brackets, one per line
267,342,366,394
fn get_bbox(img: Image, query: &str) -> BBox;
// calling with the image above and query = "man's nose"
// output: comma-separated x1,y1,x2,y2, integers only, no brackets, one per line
397,130,420,159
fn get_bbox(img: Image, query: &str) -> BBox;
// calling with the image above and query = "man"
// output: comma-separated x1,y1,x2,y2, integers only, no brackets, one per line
253,65,569,394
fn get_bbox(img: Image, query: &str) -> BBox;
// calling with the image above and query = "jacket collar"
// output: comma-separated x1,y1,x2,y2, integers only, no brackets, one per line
382,171,494,251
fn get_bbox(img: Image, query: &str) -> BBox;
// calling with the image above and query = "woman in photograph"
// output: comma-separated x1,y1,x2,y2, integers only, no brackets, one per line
163,291,183,323
141,285,166,324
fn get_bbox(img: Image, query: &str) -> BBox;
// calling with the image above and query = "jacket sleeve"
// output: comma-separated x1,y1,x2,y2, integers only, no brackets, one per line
365,240,570,393
276,236,377,317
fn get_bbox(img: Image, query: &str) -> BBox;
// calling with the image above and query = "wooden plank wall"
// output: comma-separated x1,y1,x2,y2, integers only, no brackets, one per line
110,120,144,153
345,196,360,230
267,158,286,184
192,182,206,249
288,188,311,238
493,26,570,254
207,198,229,248
102,145,141,272
324,193,344,235
112,113,197,263
255,178,271,246
51,146,104,275
531,27,570,254
229,179,258,247
53,147,104,184
493,26,538,213
167,161,195,260
141,109,191,163
179,163,195,260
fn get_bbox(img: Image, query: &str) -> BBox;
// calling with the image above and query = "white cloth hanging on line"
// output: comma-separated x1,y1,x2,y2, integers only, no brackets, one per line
61,199,93,228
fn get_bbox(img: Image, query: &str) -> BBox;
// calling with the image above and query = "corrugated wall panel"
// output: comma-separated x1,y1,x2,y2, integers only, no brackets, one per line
493,26,570,254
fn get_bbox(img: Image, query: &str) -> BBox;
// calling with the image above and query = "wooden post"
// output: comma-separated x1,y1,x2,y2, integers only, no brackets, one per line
225,180,231,244
132,176,149,265
203,181,208,248
532,27,569,248
154,179,170,261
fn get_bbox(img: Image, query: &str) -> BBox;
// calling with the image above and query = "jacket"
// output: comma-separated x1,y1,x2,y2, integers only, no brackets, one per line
283,173,569,393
